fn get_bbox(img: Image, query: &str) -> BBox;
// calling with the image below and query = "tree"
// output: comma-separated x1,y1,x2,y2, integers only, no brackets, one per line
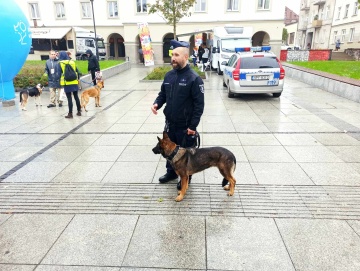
282,28,288,44
148,0,197,40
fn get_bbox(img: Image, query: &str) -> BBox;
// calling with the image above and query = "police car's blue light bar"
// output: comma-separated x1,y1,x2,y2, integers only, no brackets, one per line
235,47,251,52
236,46,271,53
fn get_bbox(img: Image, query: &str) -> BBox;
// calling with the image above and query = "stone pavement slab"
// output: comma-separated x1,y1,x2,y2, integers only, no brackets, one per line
0,214,73,264
122,215,206,269
276,218,360,271
42,215,138,266
207,217,295,271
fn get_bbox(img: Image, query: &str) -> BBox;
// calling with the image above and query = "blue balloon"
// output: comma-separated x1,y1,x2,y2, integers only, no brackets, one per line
0,0,31,100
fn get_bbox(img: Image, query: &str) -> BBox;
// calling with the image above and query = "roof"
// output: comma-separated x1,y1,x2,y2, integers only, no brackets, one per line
30,27,71,39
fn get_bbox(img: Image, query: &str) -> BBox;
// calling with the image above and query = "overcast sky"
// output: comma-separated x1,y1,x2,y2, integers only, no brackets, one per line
286,0,301,13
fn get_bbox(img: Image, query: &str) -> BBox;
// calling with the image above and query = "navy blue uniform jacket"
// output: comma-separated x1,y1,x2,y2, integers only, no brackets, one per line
154,65,205,131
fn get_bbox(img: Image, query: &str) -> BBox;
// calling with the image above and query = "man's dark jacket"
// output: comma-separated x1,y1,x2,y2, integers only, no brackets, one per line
87,52,100,71
154,65,205,131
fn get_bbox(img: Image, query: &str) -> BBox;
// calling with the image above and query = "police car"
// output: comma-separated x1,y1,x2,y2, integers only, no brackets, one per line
222,46,285,98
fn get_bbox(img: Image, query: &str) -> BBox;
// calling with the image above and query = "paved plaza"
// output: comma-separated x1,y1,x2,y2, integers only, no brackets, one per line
1,65,360,270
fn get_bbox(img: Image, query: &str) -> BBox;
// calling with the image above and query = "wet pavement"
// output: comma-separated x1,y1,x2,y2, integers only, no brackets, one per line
1,65,360,271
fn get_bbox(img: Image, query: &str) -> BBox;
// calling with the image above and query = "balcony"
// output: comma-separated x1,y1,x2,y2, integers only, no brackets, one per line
313,0,326,5
312,20,322,28
301,5,310,11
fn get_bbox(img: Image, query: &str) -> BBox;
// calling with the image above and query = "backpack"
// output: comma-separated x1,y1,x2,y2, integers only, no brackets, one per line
64,61,77,81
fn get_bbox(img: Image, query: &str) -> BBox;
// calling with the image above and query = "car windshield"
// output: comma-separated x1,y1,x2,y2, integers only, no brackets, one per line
97,40,105,49
240,57,279,69
221,38,251,52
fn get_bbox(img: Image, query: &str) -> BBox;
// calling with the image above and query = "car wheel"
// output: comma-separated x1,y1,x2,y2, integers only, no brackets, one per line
273,92,282,98
223,79,227,87
217,63,223,75
227,83,234,98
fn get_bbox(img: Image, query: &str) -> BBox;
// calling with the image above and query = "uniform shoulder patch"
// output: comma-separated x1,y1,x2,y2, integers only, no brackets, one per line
199,84,205,93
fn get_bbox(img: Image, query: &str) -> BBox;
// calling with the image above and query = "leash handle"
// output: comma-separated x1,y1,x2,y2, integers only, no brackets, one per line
181,130,200,148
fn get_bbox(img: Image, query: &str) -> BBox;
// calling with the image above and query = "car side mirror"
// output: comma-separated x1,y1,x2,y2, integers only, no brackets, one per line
221,61,228,66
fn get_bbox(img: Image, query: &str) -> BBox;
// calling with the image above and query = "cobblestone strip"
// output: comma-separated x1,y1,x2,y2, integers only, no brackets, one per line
1,183,360,219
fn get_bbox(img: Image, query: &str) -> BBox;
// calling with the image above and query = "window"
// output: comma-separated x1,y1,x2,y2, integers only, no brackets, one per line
29,3,40,19
319,8,324,20
55,2,65,18
341,29,346,42
195,0,206,12
353,2,358,16
320,29,326,43
337,7,341,19
258,0,270,10
349,28,355,41
108,1,118,17
333,31,338,43
325,5,330,19
227,0,239,11
344,4,349,18
81,2,92,18
137,0,147,13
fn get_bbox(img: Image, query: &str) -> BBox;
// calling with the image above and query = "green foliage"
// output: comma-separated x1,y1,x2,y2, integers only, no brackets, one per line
144,65,205,80
147,0,196,39
145,66,172,80
282,28,288,43
13,67,48,88
14,60,124,88
290,61,360,80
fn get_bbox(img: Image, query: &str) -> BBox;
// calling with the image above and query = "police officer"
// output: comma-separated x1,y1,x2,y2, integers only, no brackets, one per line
151,40,205,184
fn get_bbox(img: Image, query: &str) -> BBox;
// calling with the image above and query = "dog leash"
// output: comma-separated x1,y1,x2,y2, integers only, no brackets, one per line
79,78,95,86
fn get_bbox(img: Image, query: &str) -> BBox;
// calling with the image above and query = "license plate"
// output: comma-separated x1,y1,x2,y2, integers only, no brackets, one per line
252,75,269,80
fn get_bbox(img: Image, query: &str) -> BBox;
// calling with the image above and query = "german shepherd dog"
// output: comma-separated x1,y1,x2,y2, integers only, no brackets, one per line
152,131,237,202
19,83,44,111
80,80,104,112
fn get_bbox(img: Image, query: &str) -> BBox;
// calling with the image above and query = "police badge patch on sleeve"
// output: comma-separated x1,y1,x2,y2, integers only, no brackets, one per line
199,84,205,93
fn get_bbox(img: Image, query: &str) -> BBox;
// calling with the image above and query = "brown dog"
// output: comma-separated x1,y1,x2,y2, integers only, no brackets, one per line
80,80,104,112
152,131,237,202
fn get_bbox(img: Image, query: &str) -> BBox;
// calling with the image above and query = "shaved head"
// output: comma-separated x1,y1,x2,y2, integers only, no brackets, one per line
171,47,189,70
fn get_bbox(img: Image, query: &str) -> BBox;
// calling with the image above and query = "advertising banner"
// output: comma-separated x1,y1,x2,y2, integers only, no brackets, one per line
137,22,154,66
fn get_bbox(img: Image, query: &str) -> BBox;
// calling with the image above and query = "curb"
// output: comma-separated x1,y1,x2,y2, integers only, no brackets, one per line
283,62,360,103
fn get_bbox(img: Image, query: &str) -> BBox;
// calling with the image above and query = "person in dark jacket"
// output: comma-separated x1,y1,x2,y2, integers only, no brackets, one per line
151,40,205,184
86,49,100,85
44,50,63,107
58,51,81,119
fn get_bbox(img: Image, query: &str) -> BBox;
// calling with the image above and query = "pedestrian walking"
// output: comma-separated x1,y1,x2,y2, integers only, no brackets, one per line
86,49,100,86
44,50,63,108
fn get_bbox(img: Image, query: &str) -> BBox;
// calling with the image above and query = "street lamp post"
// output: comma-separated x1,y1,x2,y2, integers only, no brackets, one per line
90,0,99,60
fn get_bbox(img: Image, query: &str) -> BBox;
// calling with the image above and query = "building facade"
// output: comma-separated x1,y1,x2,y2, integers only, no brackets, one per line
15,0,287,63
297,0,360,51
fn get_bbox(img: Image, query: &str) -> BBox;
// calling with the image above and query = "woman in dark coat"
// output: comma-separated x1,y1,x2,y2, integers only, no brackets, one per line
58,51,81,118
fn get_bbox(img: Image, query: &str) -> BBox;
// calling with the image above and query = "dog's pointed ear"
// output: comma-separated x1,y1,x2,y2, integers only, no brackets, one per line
157,136,161,142
163,131,168,139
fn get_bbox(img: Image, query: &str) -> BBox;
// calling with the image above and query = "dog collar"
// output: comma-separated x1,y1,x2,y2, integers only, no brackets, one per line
166,145,180,161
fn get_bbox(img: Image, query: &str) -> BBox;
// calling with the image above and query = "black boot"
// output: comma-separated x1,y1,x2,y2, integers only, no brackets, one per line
177,175,192,190
65,113,73,119
159,172,178,183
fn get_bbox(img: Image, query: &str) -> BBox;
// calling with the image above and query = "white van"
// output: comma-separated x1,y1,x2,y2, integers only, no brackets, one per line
210,26,253,75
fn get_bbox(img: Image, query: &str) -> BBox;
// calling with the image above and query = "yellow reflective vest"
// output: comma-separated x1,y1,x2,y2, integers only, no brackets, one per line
59,60,78,86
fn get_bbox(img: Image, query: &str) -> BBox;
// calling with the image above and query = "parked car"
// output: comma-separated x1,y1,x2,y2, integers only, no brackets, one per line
222,46,285,98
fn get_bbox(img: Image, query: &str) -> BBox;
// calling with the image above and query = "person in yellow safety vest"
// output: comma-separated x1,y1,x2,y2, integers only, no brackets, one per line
168,46,173,57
